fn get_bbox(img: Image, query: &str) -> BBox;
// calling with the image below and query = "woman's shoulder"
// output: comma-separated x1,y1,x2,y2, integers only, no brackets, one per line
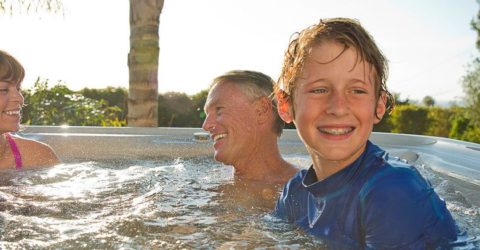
13,135,61,168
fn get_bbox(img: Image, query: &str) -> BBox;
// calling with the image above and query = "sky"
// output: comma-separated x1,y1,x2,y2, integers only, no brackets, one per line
1,0,478,104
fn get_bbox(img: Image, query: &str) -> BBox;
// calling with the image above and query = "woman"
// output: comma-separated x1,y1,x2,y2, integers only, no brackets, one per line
0,49,60,169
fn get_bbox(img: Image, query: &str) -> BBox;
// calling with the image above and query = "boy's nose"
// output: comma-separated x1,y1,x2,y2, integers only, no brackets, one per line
326,92,349,116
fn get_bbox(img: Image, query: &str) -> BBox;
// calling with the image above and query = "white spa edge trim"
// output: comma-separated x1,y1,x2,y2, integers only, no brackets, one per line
18,125,480,186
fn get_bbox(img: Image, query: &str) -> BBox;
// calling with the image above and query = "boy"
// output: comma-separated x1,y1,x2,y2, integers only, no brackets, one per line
273,18,457,248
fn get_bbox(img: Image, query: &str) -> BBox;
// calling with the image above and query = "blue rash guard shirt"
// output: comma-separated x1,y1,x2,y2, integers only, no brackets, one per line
274,141,457,249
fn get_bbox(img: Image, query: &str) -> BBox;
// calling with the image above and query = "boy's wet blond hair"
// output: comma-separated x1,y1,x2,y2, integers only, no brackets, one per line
276,18,395,116
0,50,25,86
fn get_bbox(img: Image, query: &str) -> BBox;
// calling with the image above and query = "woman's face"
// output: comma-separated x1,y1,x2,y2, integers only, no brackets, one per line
0,81,24,134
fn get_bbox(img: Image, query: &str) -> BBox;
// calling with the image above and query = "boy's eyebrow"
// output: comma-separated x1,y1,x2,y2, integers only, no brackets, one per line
303,77,369,86
303,78,327,85
350,78,369,85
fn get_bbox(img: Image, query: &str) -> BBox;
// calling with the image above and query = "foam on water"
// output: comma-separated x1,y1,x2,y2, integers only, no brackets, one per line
0,157,315,249
0,152,478,249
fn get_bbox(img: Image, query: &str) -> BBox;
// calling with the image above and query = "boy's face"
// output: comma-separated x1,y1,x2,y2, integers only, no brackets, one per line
280,41,385,171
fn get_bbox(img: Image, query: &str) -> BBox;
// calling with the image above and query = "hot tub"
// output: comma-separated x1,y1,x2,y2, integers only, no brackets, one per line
0,126,478,248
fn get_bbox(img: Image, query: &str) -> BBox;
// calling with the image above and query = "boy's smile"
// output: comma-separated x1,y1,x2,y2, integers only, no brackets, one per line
317,126,354,139
287,41,386,179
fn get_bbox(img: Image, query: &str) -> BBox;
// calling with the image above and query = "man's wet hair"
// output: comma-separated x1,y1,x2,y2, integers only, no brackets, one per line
211,70,285,136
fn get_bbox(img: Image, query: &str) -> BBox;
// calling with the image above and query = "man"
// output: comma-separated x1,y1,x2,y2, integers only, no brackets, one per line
202,70,297,184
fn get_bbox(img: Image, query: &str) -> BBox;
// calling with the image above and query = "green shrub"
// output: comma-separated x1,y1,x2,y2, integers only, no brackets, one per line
389,104,429,135
22,78,125,126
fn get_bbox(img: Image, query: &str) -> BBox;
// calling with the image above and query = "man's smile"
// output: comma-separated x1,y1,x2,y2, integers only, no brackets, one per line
212,133,227,142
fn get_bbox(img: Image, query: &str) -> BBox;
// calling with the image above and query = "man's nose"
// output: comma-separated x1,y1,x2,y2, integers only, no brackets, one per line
202,113,214,132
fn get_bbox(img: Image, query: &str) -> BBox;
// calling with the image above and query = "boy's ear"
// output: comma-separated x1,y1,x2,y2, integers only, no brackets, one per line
275,91,294,123
374,92,387,124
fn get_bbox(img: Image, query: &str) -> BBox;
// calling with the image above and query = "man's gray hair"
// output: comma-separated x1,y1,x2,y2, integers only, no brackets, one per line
210,70,284,136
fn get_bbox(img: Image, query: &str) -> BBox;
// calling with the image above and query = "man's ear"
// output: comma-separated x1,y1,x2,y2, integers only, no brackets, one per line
275,91,294,123
374,92,387,124
254,96,271,125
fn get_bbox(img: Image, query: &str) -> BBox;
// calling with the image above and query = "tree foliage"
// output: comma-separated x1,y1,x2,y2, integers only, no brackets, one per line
449,107,480,142
80,87,128,121
472,0,480,50
22,78,125,126
389,104,430,135
191,89,209,126
157,90,208,127
422,96,435,107
158,92,193,127
461,59,480,126
20,80,211,128
426,106,453,137
0,0,62,14
450,0,480,142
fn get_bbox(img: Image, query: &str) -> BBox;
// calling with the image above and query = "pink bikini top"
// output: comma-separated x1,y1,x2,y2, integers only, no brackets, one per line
5,133,23,169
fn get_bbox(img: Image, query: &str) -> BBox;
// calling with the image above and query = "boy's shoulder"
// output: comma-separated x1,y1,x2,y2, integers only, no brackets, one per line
360,155,431,201
365,141,425,182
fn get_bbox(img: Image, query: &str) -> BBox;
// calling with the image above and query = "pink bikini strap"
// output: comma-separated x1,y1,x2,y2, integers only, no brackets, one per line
5,133,23,170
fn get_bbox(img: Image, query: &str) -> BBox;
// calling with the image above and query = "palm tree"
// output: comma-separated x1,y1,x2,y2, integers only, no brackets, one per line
127,0,164,127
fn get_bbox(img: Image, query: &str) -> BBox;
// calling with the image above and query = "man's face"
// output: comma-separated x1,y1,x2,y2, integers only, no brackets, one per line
202,82,258,165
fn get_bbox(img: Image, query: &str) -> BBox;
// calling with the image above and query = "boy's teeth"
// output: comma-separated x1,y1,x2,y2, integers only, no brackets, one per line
319,128,352,135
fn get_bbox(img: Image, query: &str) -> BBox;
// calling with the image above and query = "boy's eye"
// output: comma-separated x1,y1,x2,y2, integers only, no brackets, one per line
0,88,8,93
309,88,328,94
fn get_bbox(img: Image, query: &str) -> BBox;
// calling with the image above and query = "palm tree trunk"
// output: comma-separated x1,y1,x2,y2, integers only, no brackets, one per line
128,0,164,127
